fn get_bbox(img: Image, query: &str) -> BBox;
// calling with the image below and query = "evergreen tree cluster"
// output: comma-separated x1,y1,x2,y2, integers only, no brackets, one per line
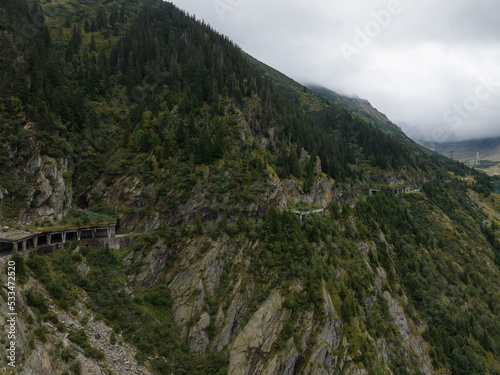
1,0,480,209
0,1,499,374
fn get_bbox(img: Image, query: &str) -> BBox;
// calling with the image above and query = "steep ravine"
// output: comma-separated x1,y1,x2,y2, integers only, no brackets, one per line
0,253,152,375
124,231,434,375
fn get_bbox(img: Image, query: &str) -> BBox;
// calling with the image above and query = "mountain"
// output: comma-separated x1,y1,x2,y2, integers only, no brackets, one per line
308,86,409,139
423,137,500,174
244,54,420,148
0,1,499,375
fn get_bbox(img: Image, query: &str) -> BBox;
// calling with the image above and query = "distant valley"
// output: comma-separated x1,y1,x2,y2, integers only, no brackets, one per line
423,137,500,174
1,0,499,374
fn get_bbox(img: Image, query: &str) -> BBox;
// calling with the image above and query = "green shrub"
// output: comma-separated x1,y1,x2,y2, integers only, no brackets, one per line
68,329,88,348
26,291,48,315
35,325,48,342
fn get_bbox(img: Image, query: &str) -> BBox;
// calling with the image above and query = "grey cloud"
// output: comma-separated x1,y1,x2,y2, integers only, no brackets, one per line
170,0,500,142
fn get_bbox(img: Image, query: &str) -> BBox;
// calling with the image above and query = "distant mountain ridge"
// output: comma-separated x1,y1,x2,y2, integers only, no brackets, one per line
1,1,499,374
307,85,403,136
423,137,500,162
244,53,421,148
423,137,500,174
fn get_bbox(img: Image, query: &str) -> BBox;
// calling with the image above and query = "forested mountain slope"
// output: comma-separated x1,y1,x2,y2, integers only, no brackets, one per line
0,1,499,375
244,54,418,148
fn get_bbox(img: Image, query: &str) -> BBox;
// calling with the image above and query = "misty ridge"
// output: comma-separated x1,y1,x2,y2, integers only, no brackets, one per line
172,0,500,143
0,1,500,375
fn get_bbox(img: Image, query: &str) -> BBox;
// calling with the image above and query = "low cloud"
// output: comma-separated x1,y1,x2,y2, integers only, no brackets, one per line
170,0,500,142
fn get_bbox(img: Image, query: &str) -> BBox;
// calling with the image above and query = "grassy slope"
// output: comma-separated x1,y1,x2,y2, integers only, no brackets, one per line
245,53,424,150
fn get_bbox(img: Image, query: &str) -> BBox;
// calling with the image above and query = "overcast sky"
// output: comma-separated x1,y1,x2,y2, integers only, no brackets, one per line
169,0,500,143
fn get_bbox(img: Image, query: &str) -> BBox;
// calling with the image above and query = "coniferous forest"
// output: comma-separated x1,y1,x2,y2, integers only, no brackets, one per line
0,1,499,374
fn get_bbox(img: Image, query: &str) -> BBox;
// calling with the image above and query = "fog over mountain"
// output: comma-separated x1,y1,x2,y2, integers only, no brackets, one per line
2,1,500,373
170,0,500,143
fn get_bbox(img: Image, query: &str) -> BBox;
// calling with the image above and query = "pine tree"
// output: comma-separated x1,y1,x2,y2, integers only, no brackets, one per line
65,25,82,61
89,33,96,52
96,7,108,30
212,127,224,159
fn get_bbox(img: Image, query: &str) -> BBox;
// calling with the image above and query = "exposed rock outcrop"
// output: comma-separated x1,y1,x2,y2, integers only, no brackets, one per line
383,291,434,375
89,167,339,232
0,258,153,375
228,291,289,375
20,154,73,224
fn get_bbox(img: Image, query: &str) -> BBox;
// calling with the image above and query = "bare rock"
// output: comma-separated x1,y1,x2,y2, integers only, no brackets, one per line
21,155,73,223
281,179,304,203
213,293,246,351
383,291,434,375
383,291,411,345
20,347,53,375
189,312,210,354
228,291,289,375
306,177,335,207
77,261,91,277
314,156,322,173
307,284,343,374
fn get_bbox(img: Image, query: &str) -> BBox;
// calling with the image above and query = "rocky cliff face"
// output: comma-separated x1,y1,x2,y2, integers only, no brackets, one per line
4,90,341,231
121,232,434,375
20,154,73,224
0,108,435,375
87,170,340,233
382,292,434,375
281,177,342,208
0,256,152,375
0,129,73,225
0,147,440,375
